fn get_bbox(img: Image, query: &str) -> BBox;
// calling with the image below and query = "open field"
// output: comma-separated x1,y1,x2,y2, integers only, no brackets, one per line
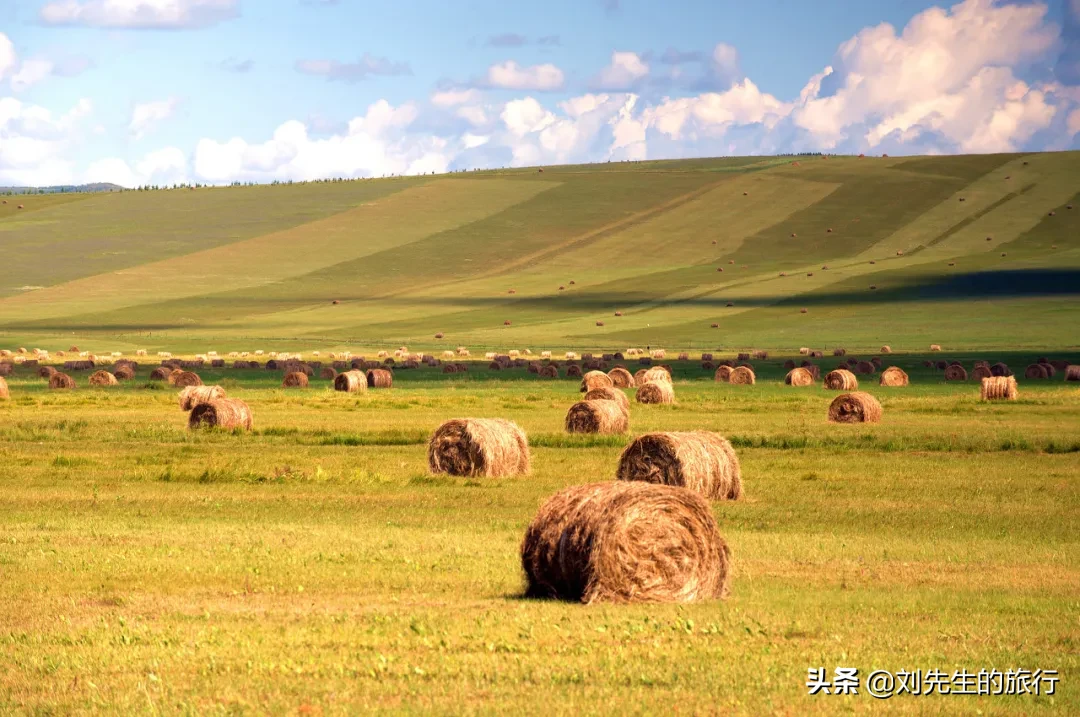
0,354,1077,713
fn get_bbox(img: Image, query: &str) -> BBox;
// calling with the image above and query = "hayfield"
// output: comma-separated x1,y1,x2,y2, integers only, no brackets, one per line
1,153,1078,713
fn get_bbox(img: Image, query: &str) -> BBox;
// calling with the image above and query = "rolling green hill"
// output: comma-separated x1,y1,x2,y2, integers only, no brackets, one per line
1,152,1077,353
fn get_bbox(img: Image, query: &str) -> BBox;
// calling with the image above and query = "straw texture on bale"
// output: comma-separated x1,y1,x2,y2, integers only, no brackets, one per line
633,368,649,386
49,372,76,389
944,364,968,381
1064,365,1080,381
282,372,309,388
188,399,253,430
971,365,992,380
0,376,7,399
565,364,583,378
366,368,393,388
879,366,909,386
179,385,226,411
583,386,631,413
608,366,634,388
539,365,559,379
89,370,119,387
521,481,731,603
428,418,530,477
334,370,368,393
991,362,1013,377
635,380,675,404
150,367,171,381
824,369,858,390
642,366,672,384
981,376,1018,401
320,367,337,380
113,366,135,381
1024,364,1048,379
785,367,814,386
174,371,203,387
714,365,733,382
39,365,58,378
565,400,629,434
616,431,742,500
828,392,883,423
581,370,614,393
729,366,756,385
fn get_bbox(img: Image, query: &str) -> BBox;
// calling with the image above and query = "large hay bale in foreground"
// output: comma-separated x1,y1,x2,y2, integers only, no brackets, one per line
617,431,742,500
428,418,530,477
283,371,309,388
89,370,119,387
188,398,253,430
944,364,968,381
608,366,634,388
366,368,393,388
179,385,226,411
879,366,909,386
0,376,7,399
785,367,814,386
584,386,630,413
1065,365,1080,382
635,380,674,404
981,376,1018,401
824,369,858,391
565,400,629,434
828,392,883,423
334,370,368,392
580,370,614,393
49,373,76,390
174,371,203,387
729,366,755,385
521,481,731,603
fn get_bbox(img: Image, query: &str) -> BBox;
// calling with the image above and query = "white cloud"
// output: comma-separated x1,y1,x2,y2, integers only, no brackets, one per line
295,54,411,83
129,97,180,139
1068,108,1080,135
0,34,16,82
85,146,188,187
0,97,92,186
11,60,56,92
431,88,481,108
501,97,555,137
591,51,649,90
39,0,239,29
485,61,564,91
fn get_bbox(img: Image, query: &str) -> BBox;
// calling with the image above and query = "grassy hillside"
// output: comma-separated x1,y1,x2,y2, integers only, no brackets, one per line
1,152,1077,353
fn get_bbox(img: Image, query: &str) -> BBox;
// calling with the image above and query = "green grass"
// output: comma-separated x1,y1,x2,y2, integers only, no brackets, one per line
0,359,1077,713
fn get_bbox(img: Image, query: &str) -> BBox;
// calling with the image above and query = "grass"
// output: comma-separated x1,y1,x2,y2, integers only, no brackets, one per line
0,358,1077,713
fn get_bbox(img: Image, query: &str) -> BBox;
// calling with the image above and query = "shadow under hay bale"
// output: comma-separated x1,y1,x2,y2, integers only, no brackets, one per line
785,367,814,386
89,370,118,387
49,373,76,390
617,431,742,500
824,369,858,391
334,370,368,392
179,385,226,411
879,366,909,387
828,392,882,423
188,398,253,431
581,370,613,393
635,380,675,404
729,366,755,385
584,386,630,413
565,400,629,434
944,365,968,381
428,418,530,477
174,371,203,388
521,482,731,604
608,366,634,388
981,376,1018,401
366,368,393,388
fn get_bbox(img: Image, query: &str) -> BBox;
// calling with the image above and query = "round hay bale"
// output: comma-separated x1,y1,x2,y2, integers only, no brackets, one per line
1024,363,1049,379
981,376,1018,401
879,366,909,387
828,392,883,423
852,361,873,375
930,344,942,352
1064,365,1080,382
0,376,7,399
972,365,993,380
617,431,742,500
68,346,79,352
335,370,368,392
538,365,559,379
565,400,629,434
150,367,171,381
320,367,337,380
443,363,459,374
428,418,530,477
934,360,948,371
635,381,675,404
565,364,583,378
729,366,755,385
633,368,649,385
178,385,226,411
114,366,136,380
38,365,58,379
581,370,613,393
488,361,502,371
990,362,1013,377
785,367,814,386
49,372,76,390
521,481,730,603
880,345,892,353
608,366,634,388
714,365,733,383
89,370,118,387
366,368,393,388
584,386,630,413
824,369,858,391
642,366,672,384
833,348,847,357
174,371,203,387
283,371,309,388
188,398,253,430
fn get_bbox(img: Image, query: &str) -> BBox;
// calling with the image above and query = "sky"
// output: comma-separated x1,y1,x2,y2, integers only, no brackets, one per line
0,0,1078,187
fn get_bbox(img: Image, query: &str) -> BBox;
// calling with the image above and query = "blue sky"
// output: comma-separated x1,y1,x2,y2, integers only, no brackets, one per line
0,0,1078,187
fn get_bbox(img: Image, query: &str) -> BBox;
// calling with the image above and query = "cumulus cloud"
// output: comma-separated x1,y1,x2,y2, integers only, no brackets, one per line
591,51,649,90
39,0,240,29
296,54,411,83
0,34,16,82
484,61,564,91
0,97,92,186
85,146,188,187
129,97,180,139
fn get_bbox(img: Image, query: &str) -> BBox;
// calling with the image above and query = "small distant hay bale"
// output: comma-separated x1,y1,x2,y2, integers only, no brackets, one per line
701,353,714,362
990,362,1013,377
0,376,8,399
174,371,203,387
188,399,253,431
677,352,690,361
1024,364,1049,379
617,431,742,500
608,366,634,388
714,365,733,382
737,353,750,362
38,365,58,379
832,348,847,357
828,392,883,423
636,381,675,404
785,367,814,386
179,385,226,411
642,366,672,384
1064,365,1080,382
320,367,337,380
566,364,583,378
366,368,393,388
68,345,79,352
943,364,968,381
565,400,629,434
443,363,459,374
595,321,605,327
824,369,858,390
935,360,948,371
972,365,993,380
980,376,1018,401
539,365,559,379
880,345,892,353
752,351,768,360
638,357,652,367
520,481,731,603
729,366,756,385
879,366,909,387
584,386,630,413
614,311,623,317
930,344,942,352
581,370,613,392
428,418,530,477
150,367,171,381
799,347,810,355
855,361,876,375
504,320,512,326
49,372,76,390
377,350,389,358
702,361,715,371
283,371,309,388
89,370,118,387
113,366,135,381
335,370,368,392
